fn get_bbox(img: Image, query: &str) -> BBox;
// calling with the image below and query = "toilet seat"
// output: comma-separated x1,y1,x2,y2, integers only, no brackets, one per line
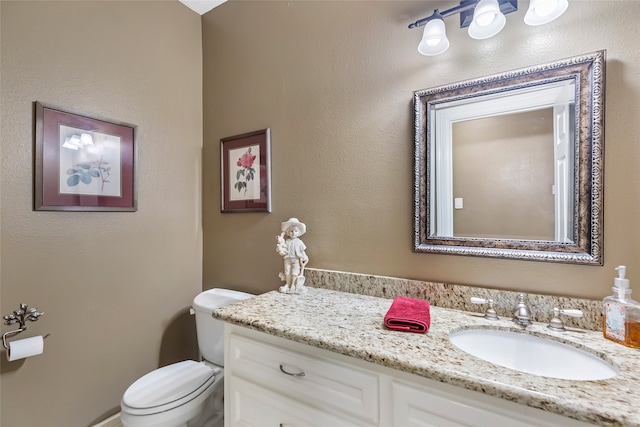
121,289,253,427
122,360,221,416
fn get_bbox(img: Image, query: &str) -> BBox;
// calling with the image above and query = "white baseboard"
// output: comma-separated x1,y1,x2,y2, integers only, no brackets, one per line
92,412,122,427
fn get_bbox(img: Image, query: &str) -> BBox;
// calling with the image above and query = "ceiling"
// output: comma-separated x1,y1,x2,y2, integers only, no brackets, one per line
179,0,227,15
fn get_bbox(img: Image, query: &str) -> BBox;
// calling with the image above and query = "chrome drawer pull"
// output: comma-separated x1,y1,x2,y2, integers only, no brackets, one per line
279,364,305,377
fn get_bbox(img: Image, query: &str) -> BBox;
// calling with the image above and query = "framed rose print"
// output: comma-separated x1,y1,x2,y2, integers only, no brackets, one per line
34,102,137,211
220,128,271,213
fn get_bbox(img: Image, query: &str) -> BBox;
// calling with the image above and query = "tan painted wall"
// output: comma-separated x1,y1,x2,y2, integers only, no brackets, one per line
453,110,555,240
202,0,640,300
1,2,202,426
2,1,638,425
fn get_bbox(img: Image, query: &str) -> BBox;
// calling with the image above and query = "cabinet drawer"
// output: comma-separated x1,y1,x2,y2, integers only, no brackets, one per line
228,333,379,424
391,380,592,427
228,375,370,427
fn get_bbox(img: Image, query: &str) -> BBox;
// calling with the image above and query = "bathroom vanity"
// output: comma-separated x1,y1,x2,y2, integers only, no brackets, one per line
214,287,640,427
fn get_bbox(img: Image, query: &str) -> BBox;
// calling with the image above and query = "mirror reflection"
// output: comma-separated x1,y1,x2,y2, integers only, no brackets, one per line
413,51,605,264
433,80,575,242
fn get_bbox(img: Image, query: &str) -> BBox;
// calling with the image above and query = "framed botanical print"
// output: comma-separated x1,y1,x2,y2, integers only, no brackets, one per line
220,128,271,213
34,102,137,211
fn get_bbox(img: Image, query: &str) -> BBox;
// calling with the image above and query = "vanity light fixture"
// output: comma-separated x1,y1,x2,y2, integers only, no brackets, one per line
409,0,568,56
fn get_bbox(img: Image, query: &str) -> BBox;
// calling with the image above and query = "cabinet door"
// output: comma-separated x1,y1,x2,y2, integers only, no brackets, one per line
228,333,379,424
227,375,369,427
391,380,592,427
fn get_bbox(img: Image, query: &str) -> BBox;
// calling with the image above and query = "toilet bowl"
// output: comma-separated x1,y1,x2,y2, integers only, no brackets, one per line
120,289,253,427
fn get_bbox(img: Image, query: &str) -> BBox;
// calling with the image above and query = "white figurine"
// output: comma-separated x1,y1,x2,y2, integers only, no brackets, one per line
276,218,309,294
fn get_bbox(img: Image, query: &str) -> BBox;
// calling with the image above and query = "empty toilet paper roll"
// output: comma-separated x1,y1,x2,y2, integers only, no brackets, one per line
7,336,44,361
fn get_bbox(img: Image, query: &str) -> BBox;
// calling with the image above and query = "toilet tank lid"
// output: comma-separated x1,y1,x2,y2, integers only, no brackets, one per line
122,361,216,409
192,288,254,313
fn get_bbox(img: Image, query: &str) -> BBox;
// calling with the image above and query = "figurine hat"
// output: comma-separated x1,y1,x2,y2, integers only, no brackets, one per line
281,218,306,236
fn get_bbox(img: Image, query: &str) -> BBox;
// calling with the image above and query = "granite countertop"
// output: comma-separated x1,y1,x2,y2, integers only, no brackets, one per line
213,287,640,427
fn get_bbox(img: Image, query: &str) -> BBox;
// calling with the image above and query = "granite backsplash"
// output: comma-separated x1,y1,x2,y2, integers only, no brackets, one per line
305,268,602,331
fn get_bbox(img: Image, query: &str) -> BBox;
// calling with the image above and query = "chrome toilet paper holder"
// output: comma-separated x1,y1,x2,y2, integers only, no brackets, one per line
2,303,48,350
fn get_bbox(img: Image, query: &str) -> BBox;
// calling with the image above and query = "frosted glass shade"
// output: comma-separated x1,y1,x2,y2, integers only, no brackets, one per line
418,18,450,56
525,0,568,25
80,133,94,146
468,0,506,40
62,137,80,150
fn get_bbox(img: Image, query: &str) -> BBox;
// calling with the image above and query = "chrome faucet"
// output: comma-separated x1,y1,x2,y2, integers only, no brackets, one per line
513,293,532,326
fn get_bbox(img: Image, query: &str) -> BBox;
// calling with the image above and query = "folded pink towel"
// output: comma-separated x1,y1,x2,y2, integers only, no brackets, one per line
384,296,431,333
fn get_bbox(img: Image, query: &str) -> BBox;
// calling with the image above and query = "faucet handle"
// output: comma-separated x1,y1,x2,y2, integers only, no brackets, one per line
547,307,583,332
470,297,499,320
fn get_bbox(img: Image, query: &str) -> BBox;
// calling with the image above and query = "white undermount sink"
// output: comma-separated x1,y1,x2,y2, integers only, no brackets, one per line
449,328,617,381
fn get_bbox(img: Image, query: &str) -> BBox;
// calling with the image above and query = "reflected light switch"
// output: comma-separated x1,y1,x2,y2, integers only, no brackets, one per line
454,198,463,209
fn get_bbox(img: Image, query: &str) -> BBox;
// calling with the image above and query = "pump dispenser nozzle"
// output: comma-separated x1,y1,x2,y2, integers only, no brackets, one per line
615,265,630,289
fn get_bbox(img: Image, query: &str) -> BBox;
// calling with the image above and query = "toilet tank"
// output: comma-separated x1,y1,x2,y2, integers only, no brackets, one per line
192,288,254,365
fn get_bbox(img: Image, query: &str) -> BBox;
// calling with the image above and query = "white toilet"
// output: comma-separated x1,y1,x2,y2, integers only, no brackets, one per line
120,288,253,427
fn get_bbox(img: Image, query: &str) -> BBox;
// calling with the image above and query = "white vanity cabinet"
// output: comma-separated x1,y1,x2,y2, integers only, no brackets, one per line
224,324,593,427
225,326,378,426
388,378,593,427
227,375,367,427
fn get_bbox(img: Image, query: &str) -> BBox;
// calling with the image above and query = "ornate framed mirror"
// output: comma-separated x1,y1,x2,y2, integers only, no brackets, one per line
413,50,605,264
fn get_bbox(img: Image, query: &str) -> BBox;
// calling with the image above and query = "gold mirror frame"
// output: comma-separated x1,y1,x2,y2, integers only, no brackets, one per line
413,51,605,264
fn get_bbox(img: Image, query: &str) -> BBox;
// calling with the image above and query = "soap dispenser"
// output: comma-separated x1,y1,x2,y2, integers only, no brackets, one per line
602,266,640,348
